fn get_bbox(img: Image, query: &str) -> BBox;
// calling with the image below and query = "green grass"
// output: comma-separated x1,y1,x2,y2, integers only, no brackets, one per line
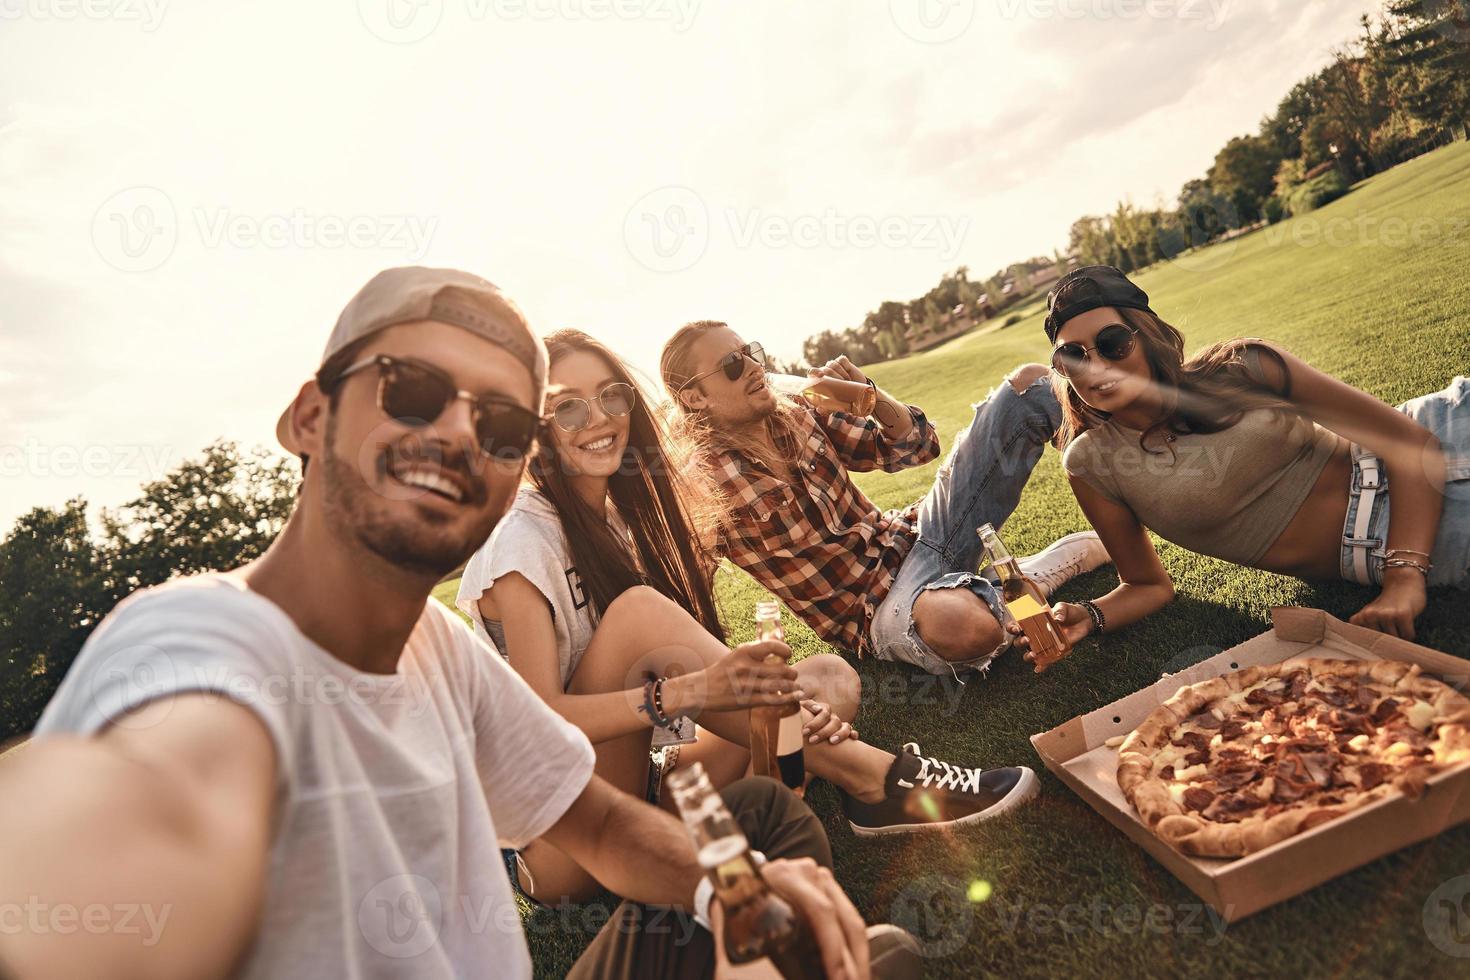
439,141,1470,978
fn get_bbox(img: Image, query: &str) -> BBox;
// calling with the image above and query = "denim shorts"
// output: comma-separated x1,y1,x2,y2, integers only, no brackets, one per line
870,375,1062,677
1340,376,1470,589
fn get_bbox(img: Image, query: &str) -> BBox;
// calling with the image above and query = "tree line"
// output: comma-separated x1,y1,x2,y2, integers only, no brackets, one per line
802,1,1469,369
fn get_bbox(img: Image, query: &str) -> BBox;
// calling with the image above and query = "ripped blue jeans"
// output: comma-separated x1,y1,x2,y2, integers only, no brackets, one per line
870,375,1062,676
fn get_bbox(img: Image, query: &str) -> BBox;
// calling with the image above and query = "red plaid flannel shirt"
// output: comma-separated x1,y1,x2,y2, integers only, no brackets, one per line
707,403,940,656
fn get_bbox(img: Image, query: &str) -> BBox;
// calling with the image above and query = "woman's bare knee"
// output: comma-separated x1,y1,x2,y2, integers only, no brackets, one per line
794,654,861,718
912,590,1004,663
1007,362,1051,393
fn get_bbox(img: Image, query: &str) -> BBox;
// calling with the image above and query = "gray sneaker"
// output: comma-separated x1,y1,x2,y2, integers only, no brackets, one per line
1014,530,1110,599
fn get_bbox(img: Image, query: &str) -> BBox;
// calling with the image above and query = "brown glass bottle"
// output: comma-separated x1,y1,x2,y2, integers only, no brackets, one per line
978,523,1071,671
667,763,825,979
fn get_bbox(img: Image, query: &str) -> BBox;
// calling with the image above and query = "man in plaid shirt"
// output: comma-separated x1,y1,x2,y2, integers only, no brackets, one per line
662,321,1108,679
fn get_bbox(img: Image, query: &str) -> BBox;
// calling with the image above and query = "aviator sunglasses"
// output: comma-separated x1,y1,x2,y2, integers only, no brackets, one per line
333,354,541,459
1050,323,1138,378
678,342,765,391
549,382,638,433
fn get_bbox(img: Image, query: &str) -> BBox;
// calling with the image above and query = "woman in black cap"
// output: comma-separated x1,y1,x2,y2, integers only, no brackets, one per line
1038,265,1468,644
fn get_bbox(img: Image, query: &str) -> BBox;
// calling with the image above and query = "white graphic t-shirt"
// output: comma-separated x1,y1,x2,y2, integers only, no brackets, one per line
35,573,596,980
456,487,696,746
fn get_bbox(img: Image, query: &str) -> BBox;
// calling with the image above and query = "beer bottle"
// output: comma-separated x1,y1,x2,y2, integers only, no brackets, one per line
978,523,1072,672
764,373,878,416
667,763,825,979
750,600,805,793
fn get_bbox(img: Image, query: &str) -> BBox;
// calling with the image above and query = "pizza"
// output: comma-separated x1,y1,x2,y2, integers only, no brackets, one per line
1116,658,1470,858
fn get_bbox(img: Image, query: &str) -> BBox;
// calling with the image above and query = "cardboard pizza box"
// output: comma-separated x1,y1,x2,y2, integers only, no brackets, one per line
1029,607,1470,923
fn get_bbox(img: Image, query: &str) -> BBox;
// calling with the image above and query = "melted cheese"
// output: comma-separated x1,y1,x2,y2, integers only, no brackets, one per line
1347,734,1371,752
1174,763,1207,783
1404,701,1435,731
1168,784,1187,804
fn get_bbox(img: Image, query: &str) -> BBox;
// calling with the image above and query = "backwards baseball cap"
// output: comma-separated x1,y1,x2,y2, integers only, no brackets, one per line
1044,266,1153,343
276,266,548,456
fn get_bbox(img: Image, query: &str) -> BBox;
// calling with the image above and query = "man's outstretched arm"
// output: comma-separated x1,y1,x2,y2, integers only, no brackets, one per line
0,696,275,980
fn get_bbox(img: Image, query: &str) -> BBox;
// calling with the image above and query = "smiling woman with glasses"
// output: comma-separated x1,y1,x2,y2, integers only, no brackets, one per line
454,328,872,907
1042,265,1470,648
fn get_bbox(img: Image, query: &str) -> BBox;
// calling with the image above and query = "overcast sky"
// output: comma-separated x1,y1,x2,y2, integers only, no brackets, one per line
0,0,1382,528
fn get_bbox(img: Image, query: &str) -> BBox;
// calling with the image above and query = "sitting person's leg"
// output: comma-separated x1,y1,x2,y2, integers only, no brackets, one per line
872,363,1108,670
566,777,921,980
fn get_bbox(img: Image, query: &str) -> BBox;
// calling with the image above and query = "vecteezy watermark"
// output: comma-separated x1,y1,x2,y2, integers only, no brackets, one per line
0,898,171,945
358,875,703,958
357,0,699,44
92,187,438,272
0,441,177,481
0,0,168,30
1259,211,1470,251
85,646,436,732
994,0,1231,30
890,875,1231,957
1424,874,1470,958
889,0,977,44
624,187,970,273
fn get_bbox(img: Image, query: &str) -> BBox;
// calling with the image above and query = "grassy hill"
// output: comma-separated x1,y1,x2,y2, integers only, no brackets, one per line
436,140,1470,978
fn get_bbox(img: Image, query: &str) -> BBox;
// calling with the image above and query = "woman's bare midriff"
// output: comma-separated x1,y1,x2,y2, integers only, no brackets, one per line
1254,435,1355,580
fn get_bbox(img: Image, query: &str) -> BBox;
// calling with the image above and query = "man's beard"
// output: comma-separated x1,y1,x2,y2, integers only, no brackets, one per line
319,417,503,580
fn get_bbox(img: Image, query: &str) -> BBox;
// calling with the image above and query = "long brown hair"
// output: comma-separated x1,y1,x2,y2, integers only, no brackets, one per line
532,329,725,640
1053,306,1297,452
660,320,809,495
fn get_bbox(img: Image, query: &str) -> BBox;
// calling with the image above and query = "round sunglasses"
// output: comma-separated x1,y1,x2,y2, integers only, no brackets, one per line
548,382,638,433
678,342,765,392
334,354,541,459
1051,323,1138,378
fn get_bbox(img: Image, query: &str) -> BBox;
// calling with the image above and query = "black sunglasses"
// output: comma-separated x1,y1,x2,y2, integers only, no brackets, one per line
1051,324,1138,378
334,354,540,460
549,382,638,433
679,342,765,392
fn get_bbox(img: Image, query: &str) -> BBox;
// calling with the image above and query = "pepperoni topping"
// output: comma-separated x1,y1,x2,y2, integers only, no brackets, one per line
1186,711,1223,731
1372,698,1401,725
1247,686,1286,707
1182,787,1215,812
1184,750,1210,767
1357,762,1390,790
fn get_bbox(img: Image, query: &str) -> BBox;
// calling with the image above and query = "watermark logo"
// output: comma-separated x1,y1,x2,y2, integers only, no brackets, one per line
92,188,438,272
1158,195,1243,273
888,874,975,957
994,0,1231,30
86,644,180,731
889,0,975,43
0,898,171,945
1424,874,1470,958
358,0,444,43
0,0,169,31
623,186,970,273
359,874,444,958
624,186,710,273
92,186,178,273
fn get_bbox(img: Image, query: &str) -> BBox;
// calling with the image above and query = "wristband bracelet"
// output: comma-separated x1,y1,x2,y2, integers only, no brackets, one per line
1077,599,1106,636
1382,558,1432,576
642,675,675,729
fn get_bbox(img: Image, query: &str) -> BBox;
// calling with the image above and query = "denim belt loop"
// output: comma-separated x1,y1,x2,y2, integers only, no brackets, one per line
1348,444,1384,584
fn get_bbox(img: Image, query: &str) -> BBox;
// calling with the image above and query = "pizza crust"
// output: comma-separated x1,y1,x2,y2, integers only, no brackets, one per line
1117,658,1470,858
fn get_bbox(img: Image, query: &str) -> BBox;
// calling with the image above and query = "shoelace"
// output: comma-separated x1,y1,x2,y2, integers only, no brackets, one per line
1032,554,1085,596
902,743,983,795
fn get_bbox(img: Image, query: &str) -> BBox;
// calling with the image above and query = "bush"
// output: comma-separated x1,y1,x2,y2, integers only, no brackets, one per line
0,441,297,740
1264,196,1286,225
1287,170,1351,216
1002,313,1024,328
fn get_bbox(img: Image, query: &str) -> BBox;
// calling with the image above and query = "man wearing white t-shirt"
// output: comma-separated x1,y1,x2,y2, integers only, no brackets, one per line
0,268,913,980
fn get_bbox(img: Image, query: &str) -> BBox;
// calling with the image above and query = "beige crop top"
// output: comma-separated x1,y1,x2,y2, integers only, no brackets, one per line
1061,407,1340,566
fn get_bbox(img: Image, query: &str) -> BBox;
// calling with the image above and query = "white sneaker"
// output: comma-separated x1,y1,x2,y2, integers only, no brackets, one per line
1014,530,1110,599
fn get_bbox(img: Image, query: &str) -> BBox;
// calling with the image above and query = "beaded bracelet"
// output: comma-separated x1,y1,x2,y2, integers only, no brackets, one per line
1078,599,1106,636
642,676,674,729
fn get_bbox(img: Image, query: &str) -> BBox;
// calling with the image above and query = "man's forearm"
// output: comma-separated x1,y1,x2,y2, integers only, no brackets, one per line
872,389,915,440
589,790,704,909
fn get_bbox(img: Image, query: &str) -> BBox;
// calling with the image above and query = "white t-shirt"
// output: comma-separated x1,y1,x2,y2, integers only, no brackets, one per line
456,487,695,746
34,573,596,980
